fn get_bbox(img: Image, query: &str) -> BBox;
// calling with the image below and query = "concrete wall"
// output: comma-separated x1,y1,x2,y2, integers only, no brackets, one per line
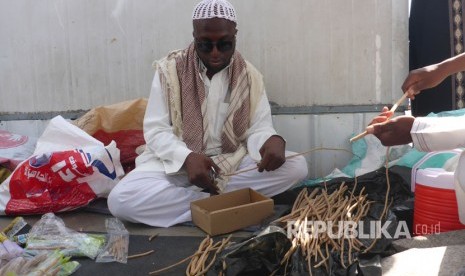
0,0,409,178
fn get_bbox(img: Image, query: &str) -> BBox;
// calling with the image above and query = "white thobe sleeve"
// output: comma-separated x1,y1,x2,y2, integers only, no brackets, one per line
143,71,192,174
411,116,465,152
246,91,280,162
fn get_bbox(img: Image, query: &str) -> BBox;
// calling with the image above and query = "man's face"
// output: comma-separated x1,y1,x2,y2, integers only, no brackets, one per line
193,18,237,76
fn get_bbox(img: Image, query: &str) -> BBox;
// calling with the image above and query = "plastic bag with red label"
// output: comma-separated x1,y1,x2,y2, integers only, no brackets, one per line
0,116,124,215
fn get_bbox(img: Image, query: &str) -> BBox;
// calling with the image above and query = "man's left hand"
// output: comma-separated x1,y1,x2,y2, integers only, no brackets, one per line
258,135,286,172
366,115,415,146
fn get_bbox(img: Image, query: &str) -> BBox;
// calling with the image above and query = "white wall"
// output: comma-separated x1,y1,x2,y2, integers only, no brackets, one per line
0,0,409,178
0,0,408,110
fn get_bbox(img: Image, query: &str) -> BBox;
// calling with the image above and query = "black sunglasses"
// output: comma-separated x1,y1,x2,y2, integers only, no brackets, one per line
195,40,234,53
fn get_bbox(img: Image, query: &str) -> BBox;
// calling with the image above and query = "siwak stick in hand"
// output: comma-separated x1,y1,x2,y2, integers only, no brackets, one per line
349,93,408,143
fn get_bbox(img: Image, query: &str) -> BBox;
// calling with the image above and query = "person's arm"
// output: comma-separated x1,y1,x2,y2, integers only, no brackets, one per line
143,71,193,173
366,114,465,151
410,116,465,152
246,92,286,172
365,115,415,146
402,53,465,99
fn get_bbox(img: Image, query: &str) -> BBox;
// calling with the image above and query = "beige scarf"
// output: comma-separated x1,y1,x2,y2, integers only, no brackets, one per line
154,43,264,191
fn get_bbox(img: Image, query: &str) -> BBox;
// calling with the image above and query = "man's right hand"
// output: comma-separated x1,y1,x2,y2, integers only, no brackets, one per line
366,115,415,146
183,152,220,194
401,64,447,99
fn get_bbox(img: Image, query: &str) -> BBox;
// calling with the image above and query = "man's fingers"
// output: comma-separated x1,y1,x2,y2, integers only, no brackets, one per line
206,181,219,194
258,154,285,172
267,159,284,171
405,82,423,99
371,116,388,124
365,125,375,134
366,122,388,135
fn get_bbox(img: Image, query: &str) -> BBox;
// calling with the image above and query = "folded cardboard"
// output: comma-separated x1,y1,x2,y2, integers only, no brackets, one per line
190,188,274,236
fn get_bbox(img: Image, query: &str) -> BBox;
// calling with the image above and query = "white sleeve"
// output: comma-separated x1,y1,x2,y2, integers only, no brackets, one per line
246,91,279,161
143,71,192,174
411,115,465,152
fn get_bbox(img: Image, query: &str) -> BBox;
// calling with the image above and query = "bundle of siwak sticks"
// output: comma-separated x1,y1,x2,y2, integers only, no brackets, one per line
273,182,375,274
149,235,232,276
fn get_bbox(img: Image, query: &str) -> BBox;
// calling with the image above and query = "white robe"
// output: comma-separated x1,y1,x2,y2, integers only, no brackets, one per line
108,64,309,227
411,115,465,223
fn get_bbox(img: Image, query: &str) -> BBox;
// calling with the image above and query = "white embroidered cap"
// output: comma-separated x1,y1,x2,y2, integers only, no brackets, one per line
192,0,237,23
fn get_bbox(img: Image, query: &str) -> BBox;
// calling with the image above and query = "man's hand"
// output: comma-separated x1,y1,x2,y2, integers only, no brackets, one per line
258,135,286,172
401,64,447,100
184,152,220,194
366,115,415,146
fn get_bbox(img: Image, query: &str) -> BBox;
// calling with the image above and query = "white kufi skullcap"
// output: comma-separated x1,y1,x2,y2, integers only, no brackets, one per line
192,0,237,23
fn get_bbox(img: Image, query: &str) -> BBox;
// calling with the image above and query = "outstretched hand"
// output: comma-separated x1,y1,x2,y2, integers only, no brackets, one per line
184,152,221,194
258,135,286,172
366,115,415,146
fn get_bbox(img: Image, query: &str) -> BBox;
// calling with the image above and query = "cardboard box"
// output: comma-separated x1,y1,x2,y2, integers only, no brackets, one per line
190,188,274,236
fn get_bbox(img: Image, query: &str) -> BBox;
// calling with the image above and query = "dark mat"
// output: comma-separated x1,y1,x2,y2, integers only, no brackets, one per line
74,235,242,276
74,194,293,275
72,203,291,276
82,198,112,215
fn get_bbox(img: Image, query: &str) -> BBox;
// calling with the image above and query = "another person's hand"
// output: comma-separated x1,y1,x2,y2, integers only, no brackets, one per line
401,64,448,100
184,152,220,194
258,135,286,172
365,115,415,146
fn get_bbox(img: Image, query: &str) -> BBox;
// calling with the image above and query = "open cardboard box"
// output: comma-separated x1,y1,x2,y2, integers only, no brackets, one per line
190,188,274,236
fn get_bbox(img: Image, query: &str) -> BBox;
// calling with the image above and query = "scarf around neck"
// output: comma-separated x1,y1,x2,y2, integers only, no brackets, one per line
173,42,250,154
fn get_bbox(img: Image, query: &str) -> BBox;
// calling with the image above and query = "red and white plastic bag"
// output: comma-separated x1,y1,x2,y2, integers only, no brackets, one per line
0,116,124,215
